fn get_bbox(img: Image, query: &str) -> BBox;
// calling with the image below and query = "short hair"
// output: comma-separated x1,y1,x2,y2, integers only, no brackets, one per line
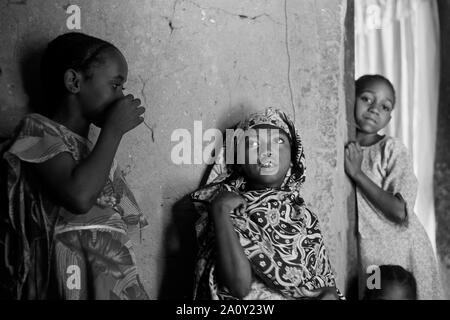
364,265,417,300
355,74,396,106
40,32,116,116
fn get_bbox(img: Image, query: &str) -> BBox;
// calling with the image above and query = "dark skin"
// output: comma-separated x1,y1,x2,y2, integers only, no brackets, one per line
345,79,407,224
211,126,339,299
28,47,145,214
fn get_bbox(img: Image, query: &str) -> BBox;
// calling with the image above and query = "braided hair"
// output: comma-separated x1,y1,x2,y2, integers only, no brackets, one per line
40,32,116,116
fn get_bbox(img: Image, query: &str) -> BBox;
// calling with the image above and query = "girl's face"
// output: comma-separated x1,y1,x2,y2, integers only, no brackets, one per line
240,125,292,189
355,80,395,134
78,47,128,127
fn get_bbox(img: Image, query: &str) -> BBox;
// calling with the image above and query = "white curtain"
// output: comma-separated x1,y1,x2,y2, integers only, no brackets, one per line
355,0,440,252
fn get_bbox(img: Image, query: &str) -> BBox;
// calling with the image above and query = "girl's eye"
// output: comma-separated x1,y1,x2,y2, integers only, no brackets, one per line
247,140,258,148
361,96,372,104
382,105,391,112
276,137,285,144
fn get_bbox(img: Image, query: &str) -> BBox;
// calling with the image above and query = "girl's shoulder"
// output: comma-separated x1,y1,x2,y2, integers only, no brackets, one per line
379,136,411,158
20,113,87,142
363,136,413,171
6,113,90,163
12,113,67,140
367,135,410,159
380,135,405,148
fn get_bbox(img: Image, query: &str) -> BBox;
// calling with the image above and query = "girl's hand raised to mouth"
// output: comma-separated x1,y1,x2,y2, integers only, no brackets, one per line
103,94,145,137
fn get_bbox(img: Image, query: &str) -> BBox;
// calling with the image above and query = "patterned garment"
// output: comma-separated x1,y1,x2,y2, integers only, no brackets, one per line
191,108,342,300
357,135,444,300
1,113,148,300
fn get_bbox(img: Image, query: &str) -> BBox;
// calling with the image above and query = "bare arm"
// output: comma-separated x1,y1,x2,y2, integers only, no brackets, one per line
30,95,144,214
345,142,406,224
210,191,252,298
314,287,340,300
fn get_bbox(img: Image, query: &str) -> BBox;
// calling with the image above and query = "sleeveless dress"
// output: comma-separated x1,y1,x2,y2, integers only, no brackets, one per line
1,113,149,300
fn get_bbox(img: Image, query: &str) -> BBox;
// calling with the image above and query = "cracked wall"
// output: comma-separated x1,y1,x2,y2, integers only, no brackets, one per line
0,0,355,299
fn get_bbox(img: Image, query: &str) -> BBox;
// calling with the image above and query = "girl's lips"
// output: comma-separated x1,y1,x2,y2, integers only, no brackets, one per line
259,163,280,175
364,116,377,124
258,158,280,175
258,157,278,168
260,160,274,168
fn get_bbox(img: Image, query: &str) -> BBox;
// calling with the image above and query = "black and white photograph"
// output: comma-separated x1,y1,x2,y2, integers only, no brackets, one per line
0,0,449,311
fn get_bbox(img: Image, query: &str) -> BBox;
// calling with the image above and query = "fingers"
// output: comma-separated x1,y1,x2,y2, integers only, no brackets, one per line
136,106,146,115
129,99,145,127
345,143,354,159
131,98,142,108
132,115,145,129
239,197,247,211
121,94,142,108
226,192,247,214
345,142,362,157
345,141,357,150
345,147,350,158
236,198,247,216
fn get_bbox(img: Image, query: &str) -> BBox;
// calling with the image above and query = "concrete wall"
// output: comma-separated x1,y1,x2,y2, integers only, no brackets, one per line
0,0,355,299
436,0,450,299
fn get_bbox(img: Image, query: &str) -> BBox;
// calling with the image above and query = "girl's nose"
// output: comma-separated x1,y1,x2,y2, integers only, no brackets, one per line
368,104,380,115
260,150,273,158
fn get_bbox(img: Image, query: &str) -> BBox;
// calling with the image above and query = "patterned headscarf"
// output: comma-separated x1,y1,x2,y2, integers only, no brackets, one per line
191,108,338,300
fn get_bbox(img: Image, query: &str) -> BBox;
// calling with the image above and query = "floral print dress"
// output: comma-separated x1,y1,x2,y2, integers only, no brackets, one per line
2,113,148,300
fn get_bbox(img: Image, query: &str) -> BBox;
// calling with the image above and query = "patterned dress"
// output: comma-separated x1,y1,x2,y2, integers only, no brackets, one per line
191,108,342,300
358,135,443,299
1,113,149,300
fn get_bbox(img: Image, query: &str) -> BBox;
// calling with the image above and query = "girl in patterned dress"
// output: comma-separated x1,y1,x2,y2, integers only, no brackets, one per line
345,74,443,299
1,32,148,299
191,108,342,300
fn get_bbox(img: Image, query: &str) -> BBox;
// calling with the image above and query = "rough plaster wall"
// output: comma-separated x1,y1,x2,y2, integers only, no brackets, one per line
436,0,450,300
0,0,354,299
343,0,357,299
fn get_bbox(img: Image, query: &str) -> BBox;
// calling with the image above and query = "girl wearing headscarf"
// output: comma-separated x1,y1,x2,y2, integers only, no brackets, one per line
191,108,343,300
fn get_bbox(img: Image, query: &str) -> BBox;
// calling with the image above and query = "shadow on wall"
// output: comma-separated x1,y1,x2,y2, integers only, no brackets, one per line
0,38,46,299
158,194,198,300
19,41,47,116
0,40,46,148
157,108,254,300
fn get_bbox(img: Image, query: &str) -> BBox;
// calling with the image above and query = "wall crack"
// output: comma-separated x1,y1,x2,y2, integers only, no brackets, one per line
183,0,283,25
284,0,296,121
139,75,155,142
